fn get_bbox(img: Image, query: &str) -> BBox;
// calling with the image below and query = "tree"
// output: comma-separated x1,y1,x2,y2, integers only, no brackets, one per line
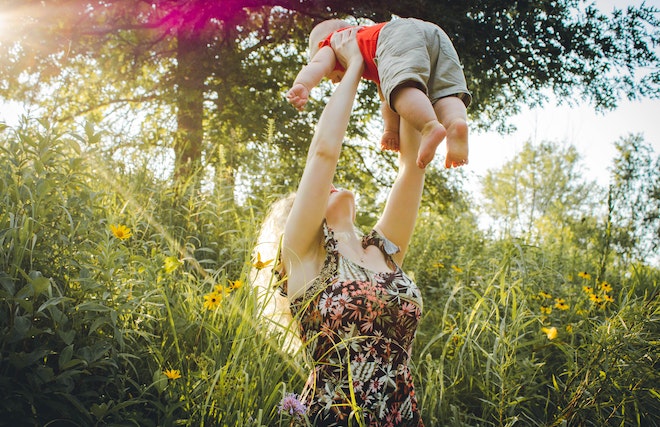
481,140,598,242
606,134,660,266
0,0,658,187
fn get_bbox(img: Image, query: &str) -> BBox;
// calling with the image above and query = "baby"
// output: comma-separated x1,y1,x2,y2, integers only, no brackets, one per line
286,18,471,169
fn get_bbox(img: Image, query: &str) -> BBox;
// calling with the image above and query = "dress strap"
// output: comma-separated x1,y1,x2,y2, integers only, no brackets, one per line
362,229,400,270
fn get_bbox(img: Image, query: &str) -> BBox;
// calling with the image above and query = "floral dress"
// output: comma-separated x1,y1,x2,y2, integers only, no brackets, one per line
283,222,425,426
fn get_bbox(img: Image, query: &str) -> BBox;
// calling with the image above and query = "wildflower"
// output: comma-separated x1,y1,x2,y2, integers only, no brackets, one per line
433,261,445,268
278,392,306,417
203,291,222,310
110,224,132,240
451,265,463,273
577,271,591,280
541,326,558,340
252,252,274,270
565,324,573,333
229,279,243,290
163,256,182,274
540,306,552,315
589,293,602,303
554,298,569,311
603,294,614,303
213,284,229,294
582,285,593,294
599,282,612,293
539,291,552,299
163,369,181,380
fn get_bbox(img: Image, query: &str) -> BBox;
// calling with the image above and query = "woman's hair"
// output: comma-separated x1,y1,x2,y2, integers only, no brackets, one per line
308,19,351,60
249,193,301,351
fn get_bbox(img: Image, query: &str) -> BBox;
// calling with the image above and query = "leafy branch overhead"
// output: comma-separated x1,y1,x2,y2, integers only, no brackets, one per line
0,0,658,183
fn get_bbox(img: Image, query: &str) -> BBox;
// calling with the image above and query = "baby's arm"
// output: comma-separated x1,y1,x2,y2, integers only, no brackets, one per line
287,46,337,111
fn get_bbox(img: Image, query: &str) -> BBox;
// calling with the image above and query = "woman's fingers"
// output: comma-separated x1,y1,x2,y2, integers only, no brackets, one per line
331,27,361,67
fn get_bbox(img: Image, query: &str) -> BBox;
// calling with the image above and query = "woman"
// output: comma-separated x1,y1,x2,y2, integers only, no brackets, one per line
263,28,426,426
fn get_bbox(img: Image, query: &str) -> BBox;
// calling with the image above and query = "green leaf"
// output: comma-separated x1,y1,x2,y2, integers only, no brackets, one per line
29,272,50,295
76,301,112,312
59,344,74,369
153,369,168,394
58,329,76,345
37,296,73,313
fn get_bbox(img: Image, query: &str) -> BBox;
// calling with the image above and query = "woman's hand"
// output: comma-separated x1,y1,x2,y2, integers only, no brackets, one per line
330,27,363,70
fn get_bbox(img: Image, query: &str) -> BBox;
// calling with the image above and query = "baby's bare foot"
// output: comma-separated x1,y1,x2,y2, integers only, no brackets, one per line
445,120,469,168
417,121,446,169
380,130,400,151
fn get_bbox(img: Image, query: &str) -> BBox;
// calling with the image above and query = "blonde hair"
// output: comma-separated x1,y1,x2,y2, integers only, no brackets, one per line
249,194,301,351
308,19,351,60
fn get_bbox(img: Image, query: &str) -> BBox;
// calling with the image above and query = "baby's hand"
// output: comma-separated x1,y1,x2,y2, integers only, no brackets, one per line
286,83,310,111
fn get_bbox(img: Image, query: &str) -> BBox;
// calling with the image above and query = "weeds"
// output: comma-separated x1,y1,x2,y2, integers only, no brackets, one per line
0,120,658,426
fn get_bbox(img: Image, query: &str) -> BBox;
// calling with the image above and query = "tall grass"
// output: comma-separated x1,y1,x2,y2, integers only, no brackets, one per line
0,120,658,426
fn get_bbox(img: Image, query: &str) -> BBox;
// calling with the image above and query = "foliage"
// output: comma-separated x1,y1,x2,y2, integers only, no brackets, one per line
1,120,658,426
607,134,660,265
413,240,659,426
0,120,303,426
480,140,600,243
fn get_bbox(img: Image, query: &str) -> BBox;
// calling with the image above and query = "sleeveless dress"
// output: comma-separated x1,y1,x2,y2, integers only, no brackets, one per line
282,222,425,426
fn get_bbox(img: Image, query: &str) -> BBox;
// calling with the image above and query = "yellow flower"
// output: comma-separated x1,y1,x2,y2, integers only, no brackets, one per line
229,279,243,290
203,291,223,310
252,252,274,270
599,282,613,293
541,326,558,340
433,262,445,268
582,285,593,294
163,256,182,274
213,283,233,295
565,324,573,333
110,224,132,240
539,291,552,299
163,369,181,380
540,306,552,315
451,265,463,273
554,298,569,311
603,294,614,303
577,271,592,280
589,293,602,303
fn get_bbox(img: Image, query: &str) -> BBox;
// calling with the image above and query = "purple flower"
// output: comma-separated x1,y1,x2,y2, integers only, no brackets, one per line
278,392,306,417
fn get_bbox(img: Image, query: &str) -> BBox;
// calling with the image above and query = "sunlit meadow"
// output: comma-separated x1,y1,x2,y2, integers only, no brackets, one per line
0,119,658,427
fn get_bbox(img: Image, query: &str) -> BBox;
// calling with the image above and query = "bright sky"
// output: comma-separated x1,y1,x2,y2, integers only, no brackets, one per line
467,97,660,189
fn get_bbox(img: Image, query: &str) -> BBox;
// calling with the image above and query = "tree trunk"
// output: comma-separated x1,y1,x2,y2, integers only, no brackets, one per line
174,28,206,184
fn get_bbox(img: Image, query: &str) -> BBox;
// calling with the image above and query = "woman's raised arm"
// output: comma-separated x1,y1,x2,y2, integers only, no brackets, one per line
282,29,364,271
374,119,426,267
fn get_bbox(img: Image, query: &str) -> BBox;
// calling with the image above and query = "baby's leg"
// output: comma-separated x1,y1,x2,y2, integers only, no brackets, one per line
391,85,446,168
433,96,468,168
380,102,400,151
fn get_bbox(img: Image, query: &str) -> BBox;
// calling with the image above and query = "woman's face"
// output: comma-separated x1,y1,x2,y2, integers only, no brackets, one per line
326,184,356,223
